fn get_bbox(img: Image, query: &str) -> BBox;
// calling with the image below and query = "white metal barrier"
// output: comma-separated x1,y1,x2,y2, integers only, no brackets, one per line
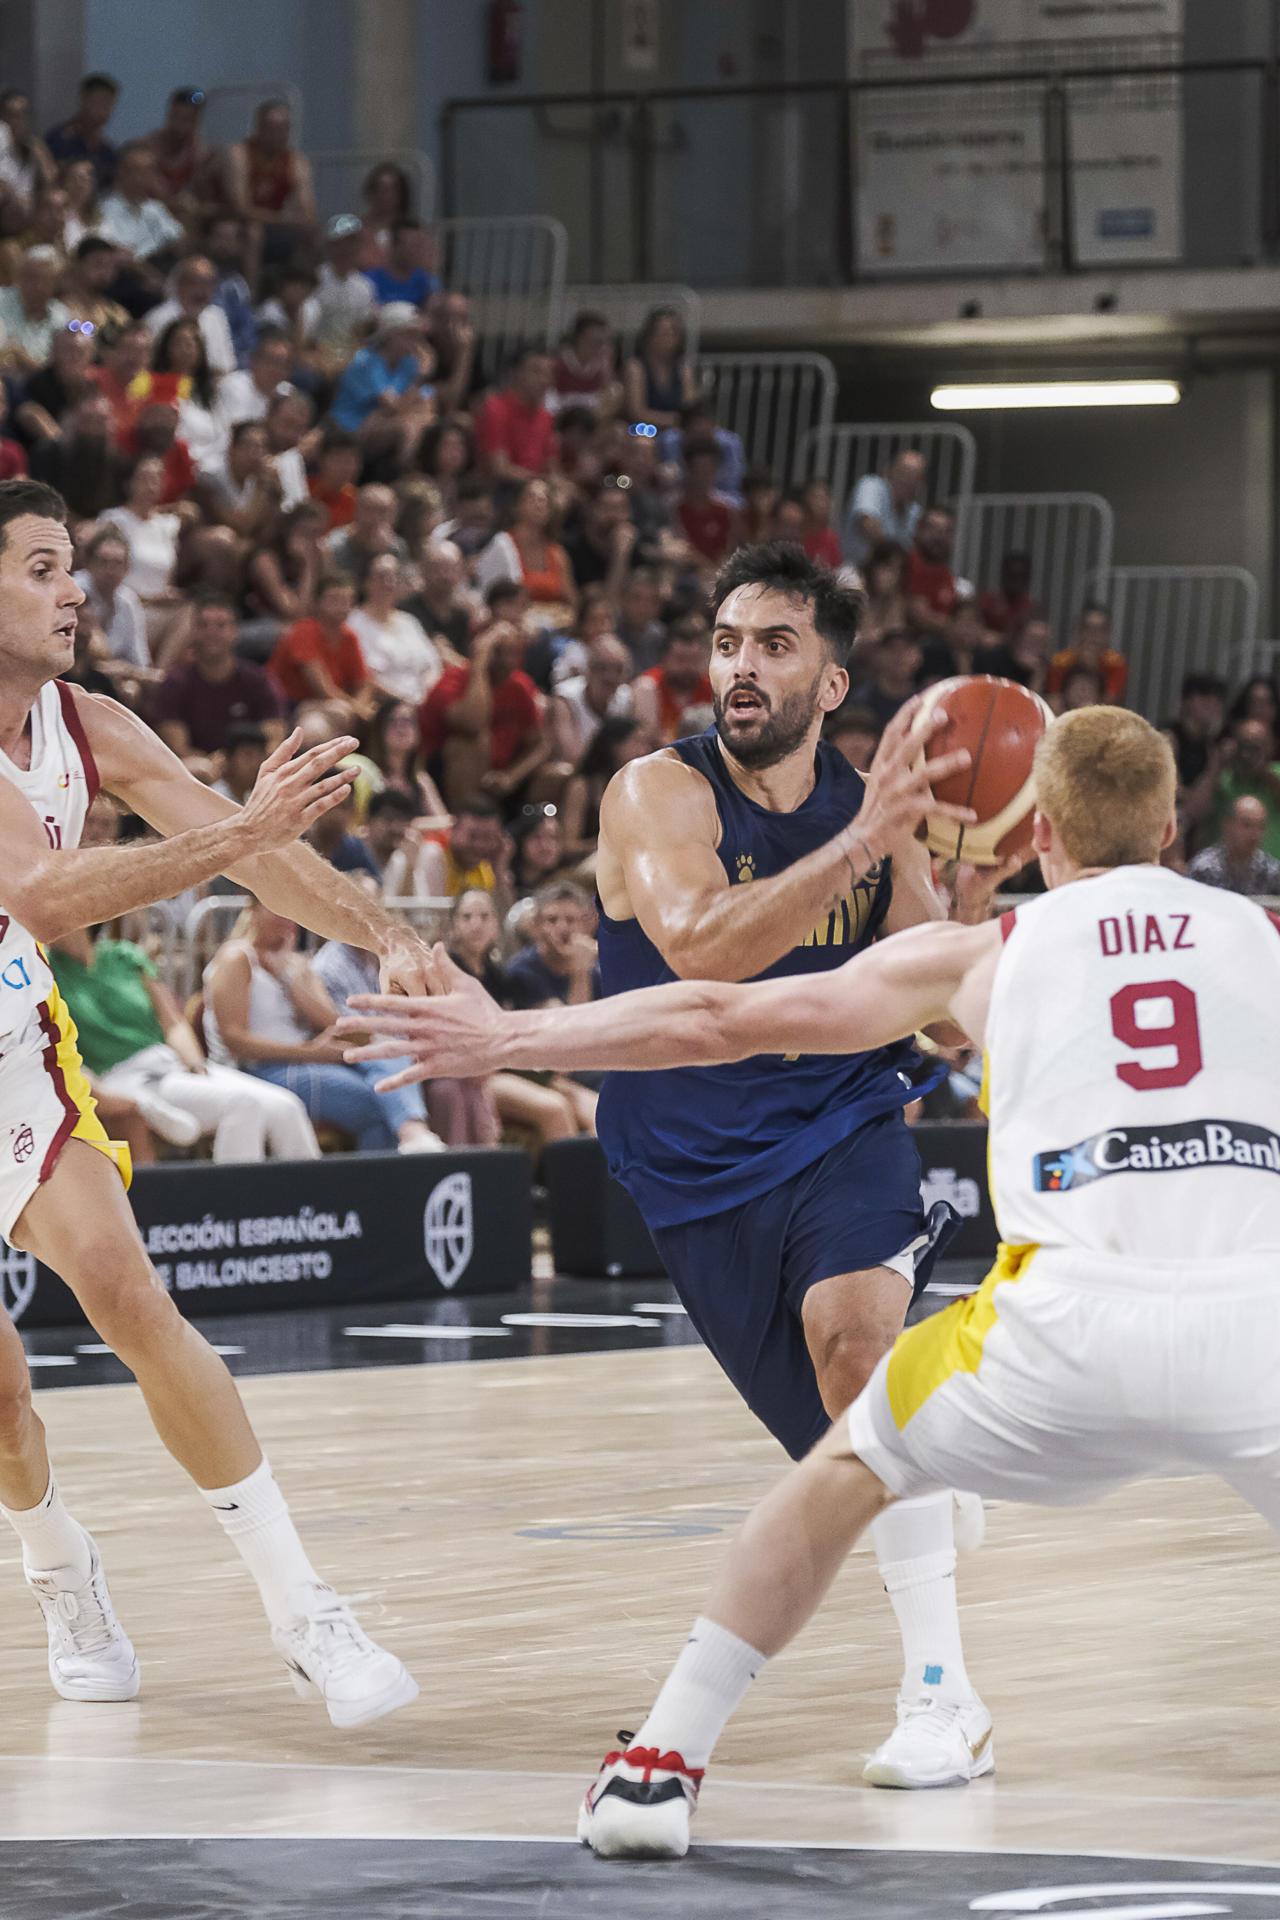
697,352,837,485
559,283,701,361
435,216,568,385
955,493,1114,643
1096,566,1261,722
308,148,436,225
799,421,978,533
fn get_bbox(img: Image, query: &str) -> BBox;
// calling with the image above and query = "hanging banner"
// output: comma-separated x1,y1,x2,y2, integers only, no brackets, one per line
850,0,1183,275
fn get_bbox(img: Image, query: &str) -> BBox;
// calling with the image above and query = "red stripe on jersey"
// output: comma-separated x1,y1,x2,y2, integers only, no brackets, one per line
1267,910,1280,939
1000,909,1017,942
53,678,100,806
35,998,79,1184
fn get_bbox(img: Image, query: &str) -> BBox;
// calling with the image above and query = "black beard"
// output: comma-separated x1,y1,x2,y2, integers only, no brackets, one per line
713,677,822,771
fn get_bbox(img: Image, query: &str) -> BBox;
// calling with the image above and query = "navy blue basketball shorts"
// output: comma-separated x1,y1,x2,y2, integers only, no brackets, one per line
649,1111,956,1461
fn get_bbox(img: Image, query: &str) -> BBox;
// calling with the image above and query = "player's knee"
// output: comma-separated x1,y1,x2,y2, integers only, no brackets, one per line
811,1327,890,1418
78,1254,182,1360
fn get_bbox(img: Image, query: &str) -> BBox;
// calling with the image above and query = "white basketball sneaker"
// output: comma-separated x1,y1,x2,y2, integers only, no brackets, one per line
25,1533,141,1702
272,1584,418,1729
577,1732,704,1858
863,1689,994,1789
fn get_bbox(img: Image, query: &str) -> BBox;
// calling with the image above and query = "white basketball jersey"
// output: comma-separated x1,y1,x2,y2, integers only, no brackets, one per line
986,864,1280,1261
0,679,97,1039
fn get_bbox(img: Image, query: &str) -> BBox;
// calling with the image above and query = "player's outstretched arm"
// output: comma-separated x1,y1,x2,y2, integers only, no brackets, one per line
0,696,357,944
76,693,433,990
339,920,999,1087
600,700,976,983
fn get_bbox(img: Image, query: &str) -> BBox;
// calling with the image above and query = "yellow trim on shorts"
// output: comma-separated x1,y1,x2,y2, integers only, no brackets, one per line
44,982,133,1191
885,1241,1036,1431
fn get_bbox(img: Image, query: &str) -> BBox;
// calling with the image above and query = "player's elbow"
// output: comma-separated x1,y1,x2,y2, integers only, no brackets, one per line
661,929,754,985
8,875,66,945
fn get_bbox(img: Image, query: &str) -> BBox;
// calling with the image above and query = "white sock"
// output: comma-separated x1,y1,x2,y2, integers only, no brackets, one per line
199,1458,323,1629
633,1616,766,1769
1,1475,93,1580
870,1490,971,1701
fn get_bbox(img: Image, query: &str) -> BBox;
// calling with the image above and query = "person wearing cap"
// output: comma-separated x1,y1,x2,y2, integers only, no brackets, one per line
146,87,211,217
311,213,376,368
330,302,436,471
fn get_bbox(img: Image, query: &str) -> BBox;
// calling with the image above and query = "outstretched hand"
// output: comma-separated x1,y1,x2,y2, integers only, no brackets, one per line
336,944,510,1090
238,728,358,854
852,696,977,865
951,850,1032,924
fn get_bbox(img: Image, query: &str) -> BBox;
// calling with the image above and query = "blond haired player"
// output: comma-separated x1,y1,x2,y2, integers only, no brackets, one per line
0,479,434,1726
346,705,1280,1852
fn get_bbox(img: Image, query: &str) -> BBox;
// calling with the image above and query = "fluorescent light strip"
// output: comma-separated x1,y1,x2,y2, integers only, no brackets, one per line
931,381,1180,410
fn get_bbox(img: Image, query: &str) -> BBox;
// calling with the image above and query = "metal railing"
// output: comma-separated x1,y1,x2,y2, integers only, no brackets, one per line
559,282,701,360
434,215,568,385
956,494,1114,643
441,57,1278,286
698,352,837,486
799,422,978,536
1096,566,1261,722
308,147,436,225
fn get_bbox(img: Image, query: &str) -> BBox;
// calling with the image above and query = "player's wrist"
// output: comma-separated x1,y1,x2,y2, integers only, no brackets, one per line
836,822,883,879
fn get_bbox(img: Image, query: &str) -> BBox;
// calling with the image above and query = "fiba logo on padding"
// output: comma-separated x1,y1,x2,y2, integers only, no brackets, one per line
0,1243,37,1322
423,1172,473,1291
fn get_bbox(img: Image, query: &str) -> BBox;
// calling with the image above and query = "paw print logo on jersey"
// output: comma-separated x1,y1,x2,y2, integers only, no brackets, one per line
735,853,755,885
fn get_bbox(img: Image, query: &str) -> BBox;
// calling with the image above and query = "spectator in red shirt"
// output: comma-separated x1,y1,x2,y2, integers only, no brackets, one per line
632,621,714,743
88,320,152,445
904,505,959,637
979,548,1036,635
270,570,375,728
1047,602,1129,706
307,427,360,531
551,309,620,416
132,400,196,504
797,477,842,569
473,346,558,490
676,437,742,580
419,619,548,808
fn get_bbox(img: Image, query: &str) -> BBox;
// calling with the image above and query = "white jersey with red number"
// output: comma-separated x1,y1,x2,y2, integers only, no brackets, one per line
0,679,98,1040
986,863,1280,1262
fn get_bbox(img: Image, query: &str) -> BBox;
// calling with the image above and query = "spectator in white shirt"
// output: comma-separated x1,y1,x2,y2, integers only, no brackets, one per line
550,636,634,767
311,213,376,369
214,326,293,429
0,247,69,373
842,449,927,569
100,452,184,603
348,552,445,707
97,141,182,287
263,383,314,508
144,252,235,375
73,526,150,669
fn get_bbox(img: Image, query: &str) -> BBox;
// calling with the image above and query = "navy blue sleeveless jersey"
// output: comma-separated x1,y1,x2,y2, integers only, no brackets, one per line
596,730,943,1228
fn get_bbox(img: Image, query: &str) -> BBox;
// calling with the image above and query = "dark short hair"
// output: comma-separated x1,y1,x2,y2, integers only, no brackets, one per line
569,309,608,340
556,404,597,437
0,478,67,555
366,788,417,823
682,435,721,466
485,579,525,610
320,425,358,456
679,397,716,428
74,234,116,262
316,570,356,598
224,721,268,753
742,466,776,496
191,588,236,616
710,540,861,670
80,73,119,96
453,793,502,822
252,325,289,352
1182,671,1227,701
229,417,268,448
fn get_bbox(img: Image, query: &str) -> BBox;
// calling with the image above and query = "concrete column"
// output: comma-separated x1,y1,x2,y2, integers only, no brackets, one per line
0,0,85,126
351,0,417,152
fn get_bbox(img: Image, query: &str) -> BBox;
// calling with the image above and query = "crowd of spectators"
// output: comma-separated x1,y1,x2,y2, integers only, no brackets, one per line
27,70,1273,1168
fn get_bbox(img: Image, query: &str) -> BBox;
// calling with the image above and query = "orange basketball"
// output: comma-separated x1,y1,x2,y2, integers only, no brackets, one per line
912,675,1053,866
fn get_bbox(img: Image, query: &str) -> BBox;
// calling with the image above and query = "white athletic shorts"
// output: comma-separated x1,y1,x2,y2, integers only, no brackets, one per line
847,1242,1280,1509
0,983,129,1242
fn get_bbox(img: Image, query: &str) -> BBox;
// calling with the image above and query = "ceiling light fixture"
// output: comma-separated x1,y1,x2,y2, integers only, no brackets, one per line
931,380,1181,410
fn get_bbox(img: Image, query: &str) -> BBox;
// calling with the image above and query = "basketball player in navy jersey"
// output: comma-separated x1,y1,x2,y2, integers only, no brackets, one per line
351,542,1015,1786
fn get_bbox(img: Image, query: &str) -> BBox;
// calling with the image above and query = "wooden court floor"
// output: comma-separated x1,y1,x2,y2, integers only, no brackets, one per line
2,1341,1278,1864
